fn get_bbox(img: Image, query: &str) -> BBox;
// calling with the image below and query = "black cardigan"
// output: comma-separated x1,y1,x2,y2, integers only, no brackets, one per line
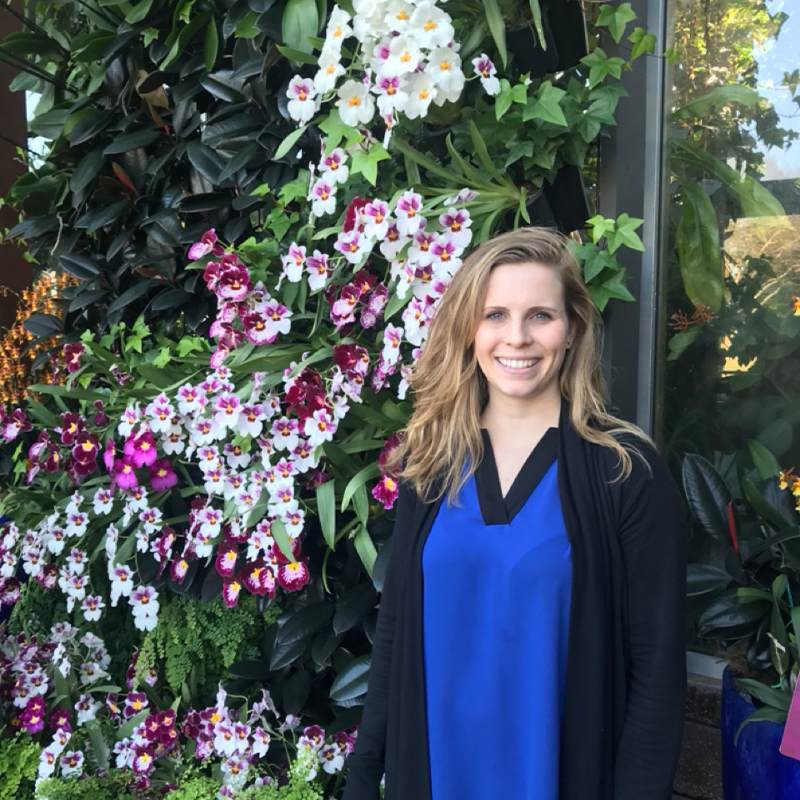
342,401,687,800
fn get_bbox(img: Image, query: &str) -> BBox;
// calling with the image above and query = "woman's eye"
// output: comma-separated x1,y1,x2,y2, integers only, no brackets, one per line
533,312,552,321
486,311,503,320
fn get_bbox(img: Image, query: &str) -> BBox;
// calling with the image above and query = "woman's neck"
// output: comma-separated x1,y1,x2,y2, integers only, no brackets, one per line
481,391,562,436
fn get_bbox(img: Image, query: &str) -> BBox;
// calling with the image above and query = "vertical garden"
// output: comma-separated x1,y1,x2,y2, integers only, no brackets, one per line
0,1,652,797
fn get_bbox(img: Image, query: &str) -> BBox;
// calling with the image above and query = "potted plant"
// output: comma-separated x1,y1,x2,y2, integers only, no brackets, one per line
683,450,800,798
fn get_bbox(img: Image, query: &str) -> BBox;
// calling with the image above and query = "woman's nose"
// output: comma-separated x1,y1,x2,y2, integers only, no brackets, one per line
504,318,532,346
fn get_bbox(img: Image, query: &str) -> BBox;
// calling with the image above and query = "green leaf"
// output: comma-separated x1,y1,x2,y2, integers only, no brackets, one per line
276,44,319,65
671,138,784,218
270,602,333,670
350,143,391,186
319,109,364,155
107,280,158,314
469,120,509,187
748,440,781,480
605,213,644,253
734,705,788,746
71,148,105,193
117,709,148,741
341,462,381,512
673,85,761,121
595,2,637,43
103,129,161,155
272,517,296,564
628,27,657,60
740,477,791,532
686,563,733,596
235,12,261,38
482,0,507,68
329,653,370,701
391,136,462,186
353,524,378,577
527,82,568,127
274,125,308,160
282,0,319,54
332,581,377,635
87,723,109,769
126,0,154,24
586,215,615,244
667,328,700,361
316,479,336,550
495,79,514,120
676,180,724,311
161,12,212,70
204,21,219,72
218,142,258,182
580,48,626,88
735,678,791,712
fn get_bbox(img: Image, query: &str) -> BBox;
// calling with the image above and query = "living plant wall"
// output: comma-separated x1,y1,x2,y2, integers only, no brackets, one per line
0,1,653,797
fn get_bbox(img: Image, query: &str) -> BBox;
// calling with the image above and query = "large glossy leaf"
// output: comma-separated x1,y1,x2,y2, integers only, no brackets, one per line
270,602,333,671
75,200,130,233
103,129,162,155
107,280,159,314
682,454,731,544
282,669,312,715
332,581,377,636
675,179,724,311
68,111,115,146
71,148,105,193
58,253,102,280
23,312,62,339
311,629,344,667
697,592,770,638
281,0,319,54
686,563,734,596
741,477,792,532
329,654,370,702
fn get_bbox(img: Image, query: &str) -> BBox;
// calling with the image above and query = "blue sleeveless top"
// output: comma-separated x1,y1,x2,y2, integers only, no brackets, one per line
421,428,572,799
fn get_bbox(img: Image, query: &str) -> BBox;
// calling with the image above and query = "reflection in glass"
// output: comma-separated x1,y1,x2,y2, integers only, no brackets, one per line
661,0,800,477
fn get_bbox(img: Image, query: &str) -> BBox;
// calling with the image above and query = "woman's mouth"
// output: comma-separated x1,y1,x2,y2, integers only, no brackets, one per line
495,357,541,373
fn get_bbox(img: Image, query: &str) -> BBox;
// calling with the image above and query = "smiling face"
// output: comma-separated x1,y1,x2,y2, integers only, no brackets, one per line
473,261,573,412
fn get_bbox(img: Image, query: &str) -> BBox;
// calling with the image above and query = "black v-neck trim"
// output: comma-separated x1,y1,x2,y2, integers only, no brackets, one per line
475,427,558,525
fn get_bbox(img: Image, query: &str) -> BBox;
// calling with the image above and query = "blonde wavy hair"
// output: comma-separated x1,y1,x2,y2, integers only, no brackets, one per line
387,226,652,504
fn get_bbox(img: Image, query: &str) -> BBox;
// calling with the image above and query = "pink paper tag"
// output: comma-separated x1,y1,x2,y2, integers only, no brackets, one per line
780,681,800,761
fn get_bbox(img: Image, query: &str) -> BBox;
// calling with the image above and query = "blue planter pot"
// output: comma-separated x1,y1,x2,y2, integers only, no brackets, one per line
721,666,800,799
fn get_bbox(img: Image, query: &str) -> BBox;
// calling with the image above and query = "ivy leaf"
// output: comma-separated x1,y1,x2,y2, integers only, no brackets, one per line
580,48,626,89
586,214,615,244
605,213,644,254
628,26,656,60
153,347,171,368
601,271,635,303
350,144,391,186
581,246,618,283
177,337,203,357
526,81,567,127
595,2,638,44
504,140,534,169
319,109,363,155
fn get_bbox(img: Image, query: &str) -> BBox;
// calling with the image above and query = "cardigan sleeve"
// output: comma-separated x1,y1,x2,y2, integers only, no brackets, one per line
341,482,414,800
613,445,687,800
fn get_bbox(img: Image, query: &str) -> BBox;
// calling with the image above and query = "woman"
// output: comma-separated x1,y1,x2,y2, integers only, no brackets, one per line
342,228,687,800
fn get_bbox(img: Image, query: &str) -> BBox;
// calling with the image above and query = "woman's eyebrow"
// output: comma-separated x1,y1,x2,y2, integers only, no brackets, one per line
483,304,559,313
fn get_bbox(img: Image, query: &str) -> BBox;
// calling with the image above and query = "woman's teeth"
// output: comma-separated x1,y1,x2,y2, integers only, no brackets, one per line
497,358,537,368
